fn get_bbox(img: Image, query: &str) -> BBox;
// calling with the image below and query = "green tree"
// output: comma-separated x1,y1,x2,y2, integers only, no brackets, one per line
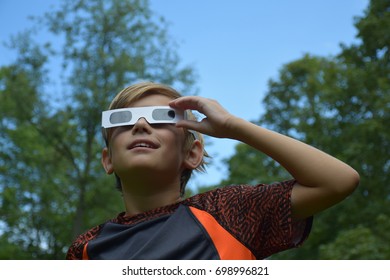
0,0,197,259
218,0,389,259
319,214,390,259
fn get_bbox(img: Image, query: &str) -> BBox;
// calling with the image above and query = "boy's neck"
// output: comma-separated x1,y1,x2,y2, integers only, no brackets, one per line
121,183,183,217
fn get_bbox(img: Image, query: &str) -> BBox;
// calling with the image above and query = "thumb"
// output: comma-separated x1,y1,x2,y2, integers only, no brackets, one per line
175,119,202,131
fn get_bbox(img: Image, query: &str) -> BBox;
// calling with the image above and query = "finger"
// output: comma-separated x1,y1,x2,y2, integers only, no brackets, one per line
176,119,214,136
175,119,202,131
169,96,208,113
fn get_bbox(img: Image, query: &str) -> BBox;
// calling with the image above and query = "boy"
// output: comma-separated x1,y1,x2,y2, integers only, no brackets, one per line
66,82,359,260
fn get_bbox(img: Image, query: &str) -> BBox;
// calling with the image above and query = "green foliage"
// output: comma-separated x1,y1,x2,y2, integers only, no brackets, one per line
218,0,389,259
317,214,390,259
0,0,197,259
220,143,290,186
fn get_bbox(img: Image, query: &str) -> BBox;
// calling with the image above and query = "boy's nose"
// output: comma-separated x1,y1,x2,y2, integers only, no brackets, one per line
132,117,152,134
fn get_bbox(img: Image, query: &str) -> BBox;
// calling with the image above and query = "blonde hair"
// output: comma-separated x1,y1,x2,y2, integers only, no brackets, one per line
102,81,209,195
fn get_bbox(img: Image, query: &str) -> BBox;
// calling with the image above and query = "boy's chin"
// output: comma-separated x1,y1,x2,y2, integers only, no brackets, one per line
120,163,177,176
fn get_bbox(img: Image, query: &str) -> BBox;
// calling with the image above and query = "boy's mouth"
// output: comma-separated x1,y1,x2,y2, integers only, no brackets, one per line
128,140,159,150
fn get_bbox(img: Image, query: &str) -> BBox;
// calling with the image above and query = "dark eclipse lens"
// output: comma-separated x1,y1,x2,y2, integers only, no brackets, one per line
167,110,176,119
152,108,176,120
110,111,132,124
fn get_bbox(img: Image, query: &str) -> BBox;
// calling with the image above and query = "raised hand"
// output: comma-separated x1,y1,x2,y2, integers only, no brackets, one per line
169,96,238,139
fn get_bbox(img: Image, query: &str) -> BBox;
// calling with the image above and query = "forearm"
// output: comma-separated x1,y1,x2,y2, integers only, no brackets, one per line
227,117,359,190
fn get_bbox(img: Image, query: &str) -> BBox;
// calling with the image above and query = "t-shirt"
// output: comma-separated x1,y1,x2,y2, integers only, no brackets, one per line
66,180,312,260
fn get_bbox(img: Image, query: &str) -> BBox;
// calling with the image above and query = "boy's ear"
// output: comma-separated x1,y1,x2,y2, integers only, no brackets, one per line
101,147,114,174
183,139,203,170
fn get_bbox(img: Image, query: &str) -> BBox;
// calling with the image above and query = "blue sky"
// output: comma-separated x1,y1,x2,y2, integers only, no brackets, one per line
0,0,369,189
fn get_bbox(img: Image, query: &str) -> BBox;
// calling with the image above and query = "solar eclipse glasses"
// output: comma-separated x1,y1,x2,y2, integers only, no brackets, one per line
102,106,186,128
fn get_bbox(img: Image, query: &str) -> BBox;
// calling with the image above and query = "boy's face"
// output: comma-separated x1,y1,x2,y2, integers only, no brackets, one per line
102,94,191,187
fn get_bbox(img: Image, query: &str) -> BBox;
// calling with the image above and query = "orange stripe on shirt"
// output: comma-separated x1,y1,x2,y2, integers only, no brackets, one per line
189,206,256,260
82,243,89,260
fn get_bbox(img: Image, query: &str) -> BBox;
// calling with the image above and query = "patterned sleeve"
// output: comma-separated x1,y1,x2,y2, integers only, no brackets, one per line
66,224,103,260
190,179,312,259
